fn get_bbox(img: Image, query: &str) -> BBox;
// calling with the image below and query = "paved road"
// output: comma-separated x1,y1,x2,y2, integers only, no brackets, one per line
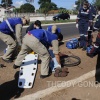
0,23,79,53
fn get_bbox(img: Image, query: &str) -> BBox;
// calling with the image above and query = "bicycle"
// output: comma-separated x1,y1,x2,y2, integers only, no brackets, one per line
59,52,81,67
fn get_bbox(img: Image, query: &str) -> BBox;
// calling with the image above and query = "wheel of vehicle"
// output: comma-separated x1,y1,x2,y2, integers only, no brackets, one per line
60,54,81,67
67,17,70,20
53,19,56,21
57,18,60,20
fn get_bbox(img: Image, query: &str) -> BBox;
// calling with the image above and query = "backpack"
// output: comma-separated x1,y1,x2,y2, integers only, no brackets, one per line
66,38,79,49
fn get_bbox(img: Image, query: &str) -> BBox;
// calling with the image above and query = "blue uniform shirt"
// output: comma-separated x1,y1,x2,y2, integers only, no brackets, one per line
28,29,58,47
0,17,22,35
77,7,92,23
47,25,61,34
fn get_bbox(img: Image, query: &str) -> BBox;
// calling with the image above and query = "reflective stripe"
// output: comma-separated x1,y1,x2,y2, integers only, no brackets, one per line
81,12,88,14
84,35,88,37
94,27,98,30
92,15,95,17
5,19,14,32
94,44,99,48
80,34,84,36
77,17,80,19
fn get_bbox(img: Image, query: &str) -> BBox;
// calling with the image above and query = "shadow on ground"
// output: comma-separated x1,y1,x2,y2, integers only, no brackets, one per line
0,71,24,100
95,53,100,83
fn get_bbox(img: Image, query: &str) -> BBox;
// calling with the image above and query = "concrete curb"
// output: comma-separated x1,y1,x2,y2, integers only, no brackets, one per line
15,70,95,100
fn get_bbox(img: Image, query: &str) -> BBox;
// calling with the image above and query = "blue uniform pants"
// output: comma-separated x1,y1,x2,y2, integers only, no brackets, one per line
78,22,88,48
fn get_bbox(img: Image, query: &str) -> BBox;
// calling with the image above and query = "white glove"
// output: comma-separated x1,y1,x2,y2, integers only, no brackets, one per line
76,24,78,28
88,27,90,31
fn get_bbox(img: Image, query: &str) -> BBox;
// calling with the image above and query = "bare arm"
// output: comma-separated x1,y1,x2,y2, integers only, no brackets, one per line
52,40,60,64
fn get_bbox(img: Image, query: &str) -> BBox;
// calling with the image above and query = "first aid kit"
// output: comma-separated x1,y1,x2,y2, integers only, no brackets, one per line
66,38,79,49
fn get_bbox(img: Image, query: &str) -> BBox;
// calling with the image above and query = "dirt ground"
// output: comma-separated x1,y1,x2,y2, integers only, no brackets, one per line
0,32,99,100
42,77,100,100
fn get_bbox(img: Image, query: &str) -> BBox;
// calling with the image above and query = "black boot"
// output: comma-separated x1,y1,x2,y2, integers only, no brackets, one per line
13,64,20,69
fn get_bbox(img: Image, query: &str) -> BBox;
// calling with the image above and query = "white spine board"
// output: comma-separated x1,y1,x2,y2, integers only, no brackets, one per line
18,54,38,88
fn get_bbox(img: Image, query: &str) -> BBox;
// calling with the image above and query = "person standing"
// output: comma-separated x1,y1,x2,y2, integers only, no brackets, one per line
83,0,97,45
76,2,93,50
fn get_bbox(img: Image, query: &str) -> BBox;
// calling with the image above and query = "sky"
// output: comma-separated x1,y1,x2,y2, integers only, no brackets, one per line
0,0,93,9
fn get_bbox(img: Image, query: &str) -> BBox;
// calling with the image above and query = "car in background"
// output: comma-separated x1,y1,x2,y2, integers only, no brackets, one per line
53,13,70,21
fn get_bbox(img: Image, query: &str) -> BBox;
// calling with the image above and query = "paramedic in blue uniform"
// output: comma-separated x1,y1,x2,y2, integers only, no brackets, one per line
47,25,63,41
76,2,93,50
0,16,30,63
26,20,42,33
83,1,97,45
13,29,60,79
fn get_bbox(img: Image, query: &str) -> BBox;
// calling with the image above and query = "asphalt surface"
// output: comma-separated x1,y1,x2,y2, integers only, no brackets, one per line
0,23,78,54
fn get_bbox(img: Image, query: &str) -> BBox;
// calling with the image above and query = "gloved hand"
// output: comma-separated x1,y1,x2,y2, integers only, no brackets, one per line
76,24,78,28
88,27,90,31
87,44,99,58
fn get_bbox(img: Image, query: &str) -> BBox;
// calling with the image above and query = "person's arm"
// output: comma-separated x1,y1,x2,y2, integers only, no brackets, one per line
15,24,22,46
51,40,60,64
26,23,34,33
93,15,100,31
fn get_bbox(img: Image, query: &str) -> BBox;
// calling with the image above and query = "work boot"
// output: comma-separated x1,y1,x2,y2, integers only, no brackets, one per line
13,64,20,69
40,74,51,79
2,58,13,63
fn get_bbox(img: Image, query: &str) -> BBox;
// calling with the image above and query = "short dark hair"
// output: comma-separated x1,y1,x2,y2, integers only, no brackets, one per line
57,33,63,41
34,20,41,27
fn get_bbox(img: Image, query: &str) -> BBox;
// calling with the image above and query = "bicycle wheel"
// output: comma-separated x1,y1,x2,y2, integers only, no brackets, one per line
60,55,81,67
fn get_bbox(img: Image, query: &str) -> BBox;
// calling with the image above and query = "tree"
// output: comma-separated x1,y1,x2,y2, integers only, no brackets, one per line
75,0,87,10
93,0,100,8
58,7,67,13
1,0,13,8
20,3,35,13
38,0,58,16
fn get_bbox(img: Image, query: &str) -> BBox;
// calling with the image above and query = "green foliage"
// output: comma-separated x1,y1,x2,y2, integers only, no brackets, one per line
58,7,67,13
38,0,58,15
75,0,87,10
93,0,100,9
20,3,35,13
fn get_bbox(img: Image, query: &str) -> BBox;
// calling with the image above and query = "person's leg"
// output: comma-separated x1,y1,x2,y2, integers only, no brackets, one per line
14,35,30,67
0,32,17,61
49,50,61,71
29,35,50,75
83,23,88,50
15,34,50,75
78,22,84,48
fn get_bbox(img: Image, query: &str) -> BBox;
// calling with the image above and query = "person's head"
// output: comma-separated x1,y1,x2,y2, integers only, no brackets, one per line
22,16,30,25
83,1,89,11
34,20,41,29
57,33,63,41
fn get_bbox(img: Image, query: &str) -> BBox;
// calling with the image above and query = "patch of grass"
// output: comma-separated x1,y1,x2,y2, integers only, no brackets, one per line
30,19,76,24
